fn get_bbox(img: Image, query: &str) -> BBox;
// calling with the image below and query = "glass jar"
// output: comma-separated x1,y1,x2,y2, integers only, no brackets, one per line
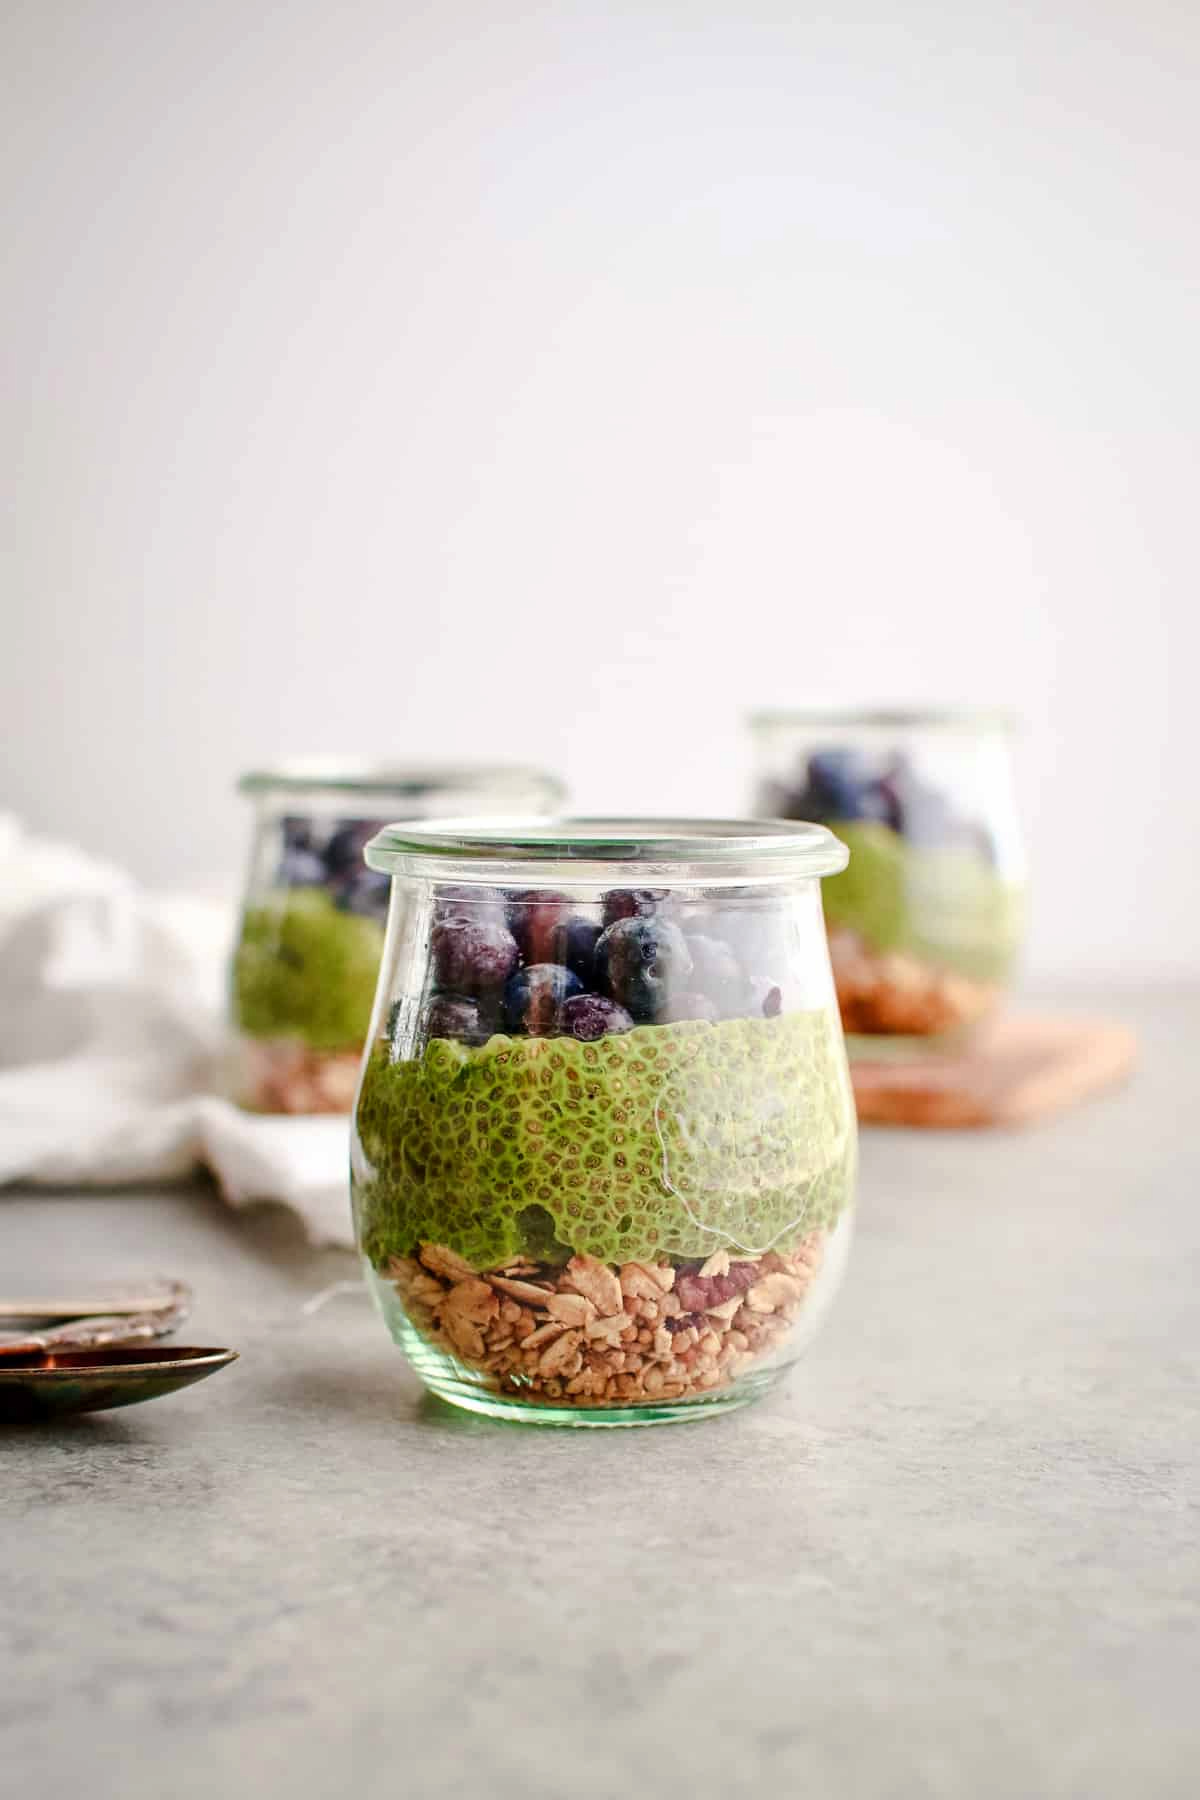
350,818,857,1426
230,763,566,1113
750,710,1025,1050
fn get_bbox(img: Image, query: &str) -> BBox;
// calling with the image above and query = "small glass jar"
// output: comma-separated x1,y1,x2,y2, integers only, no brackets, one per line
230,763,566,1113
750,710,1025,1050
351,818,857,1426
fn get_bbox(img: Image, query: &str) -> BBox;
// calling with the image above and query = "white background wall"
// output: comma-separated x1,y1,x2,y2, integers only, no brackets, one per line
3,0,1196,977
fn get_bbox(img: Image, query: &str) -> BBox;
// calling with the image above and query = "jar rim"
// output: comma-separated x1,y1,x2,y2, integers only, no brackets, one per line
238,760,567,801
748,705,1015,732
364,816,849,882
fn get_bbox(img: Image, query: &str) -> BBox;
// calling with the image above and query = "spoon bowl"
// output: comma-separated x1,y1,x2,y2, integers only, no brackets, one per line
0,1345,238,1422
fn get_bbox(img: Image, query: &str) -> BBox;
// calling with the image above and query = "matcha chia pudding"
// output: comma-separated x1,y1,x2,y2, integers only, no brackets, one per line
751,710,1025,1045
350,819,857,1425
229,764,565,1113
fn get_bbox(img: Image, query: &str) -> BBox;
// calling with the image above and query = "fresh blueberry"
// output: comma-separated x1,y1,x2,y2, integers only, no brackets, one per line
808,749,876,816
503,963,583,1036
506,891,571,964
324,819,381,879
430,918,519,998
278,848,328,887
561,993,635,1041
745,975,784,1019
785,750,898,825
686,934,745,1017
595,916,694,1023
661,992,719,1024
601,889,669,926
506,892,602,981
561,916,602,986
335,869,391,918
426,994,489,1045
874,776,906,833
282,815,317,853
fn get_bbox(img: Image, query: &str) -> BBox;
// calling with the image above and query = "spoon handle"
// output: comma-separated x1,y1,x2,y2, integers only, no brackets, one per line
0,1297,182,1321
0,1283,192,1359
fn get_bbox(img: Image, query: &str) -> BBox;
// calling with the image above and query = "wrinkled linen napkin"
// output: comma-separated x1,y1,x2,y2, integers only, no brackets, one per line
0,817,353,1247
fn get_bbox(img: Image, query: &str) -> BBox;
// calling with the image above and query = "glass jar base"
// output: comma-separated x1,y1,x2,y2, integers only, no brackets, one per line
361,1212,854,1427
416,1358,785,1427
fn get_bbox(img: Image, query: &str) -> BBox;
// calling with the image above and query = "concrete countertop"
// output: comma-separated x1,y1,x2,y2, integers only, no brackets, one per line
3,989,1196,1799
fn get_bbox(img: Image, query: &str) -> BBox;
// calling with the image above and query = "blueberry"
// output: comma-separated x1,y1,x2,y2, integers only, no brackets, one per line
324,819,381,879
745,975,784,1019
503,963,583,1036
686,934,744,1018
561,993,635,1041
278,848,328,887
426,994,489,1045
561,917,602,986
282,815,316,853
595,916,694,1023
335,869,391,919
874,775,906,834
785,750,899,825
601,889,669,926
430,918,519,998
807,749,876,817
506,893,602,982
506,891,570,964
661,992,719,1024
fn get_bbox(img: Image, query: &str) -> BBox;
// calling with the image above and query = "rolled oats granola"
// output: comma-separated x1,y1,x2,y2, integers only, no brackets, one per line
236,1037,362,1115
383,1236,832,1407
829,929,998,1039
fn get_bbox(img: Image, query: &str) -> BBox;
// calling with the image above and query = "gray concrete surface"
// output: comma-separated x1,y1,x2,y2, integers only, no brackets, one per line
2,989,1197,1800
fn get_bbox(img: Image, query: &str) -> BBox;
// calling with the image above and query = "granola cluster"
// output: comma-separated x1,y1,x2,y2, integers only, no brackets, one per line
829,928,997,1038
237,1038,362,1114
386,1237,828,1408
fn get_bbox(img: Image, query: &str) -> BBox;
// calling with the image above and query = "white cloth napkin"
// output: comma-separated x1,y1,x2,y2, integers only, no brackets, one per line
0,817,353,1247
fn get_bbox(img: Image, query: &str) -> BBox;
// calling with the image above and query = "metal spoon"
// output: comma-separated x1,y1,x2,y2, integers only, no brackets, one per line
0,1345,239,1421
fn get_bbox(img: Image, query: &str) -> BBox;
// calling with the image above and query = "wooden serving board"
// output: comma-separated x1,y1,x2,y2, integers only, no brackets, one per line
849,1015,1138,1128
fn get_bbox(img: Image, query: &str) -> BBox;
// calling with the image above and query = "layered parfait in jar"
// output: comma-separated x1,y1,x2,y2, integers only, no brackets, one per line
230,764,565,1113
752,711,1024,1047
351,819,857,1425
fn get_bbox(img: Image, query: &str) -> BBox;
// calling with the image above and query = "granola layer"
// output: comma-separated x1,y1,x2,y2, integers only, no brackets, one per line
382,1237,835,1407
829,928,999,1037
236,1038,362,1115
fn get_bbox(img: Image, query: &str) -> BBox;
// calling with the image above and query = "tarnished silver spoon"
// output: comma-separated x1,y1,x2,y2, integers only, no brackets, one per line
0,1345,238,1420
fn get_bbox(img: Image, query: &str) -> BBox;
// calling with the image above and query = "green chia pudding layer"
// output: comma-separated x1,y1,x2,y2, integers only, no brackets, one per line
234,891,384,1050
232,892,383,1112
